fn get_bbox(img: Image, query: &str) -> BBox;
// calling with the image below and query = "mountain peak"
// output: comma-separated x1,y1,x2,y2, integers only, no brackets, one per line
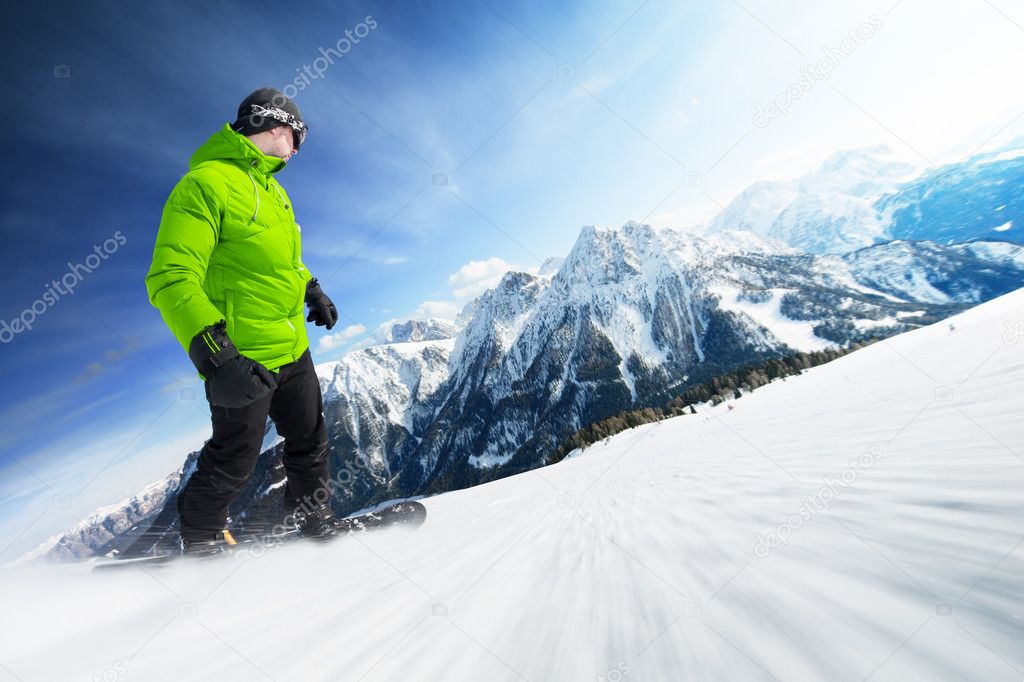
816,143,895,173
707,143,921,253
377,317,460,344
538,256,565,276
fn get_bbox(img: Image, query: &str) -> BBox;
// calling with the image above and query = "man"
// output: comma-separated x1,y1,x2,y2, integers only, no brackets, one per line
146,87,340,554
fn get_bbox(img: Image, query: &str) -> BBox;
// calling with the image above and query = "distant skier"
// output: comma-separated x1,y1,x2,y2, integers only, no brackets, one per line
145,88,340,554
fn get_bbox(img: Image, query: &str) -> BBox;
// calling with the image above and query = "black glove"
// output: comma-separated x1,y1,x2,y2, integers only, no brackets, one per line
305,277,338,330
188,322,277,408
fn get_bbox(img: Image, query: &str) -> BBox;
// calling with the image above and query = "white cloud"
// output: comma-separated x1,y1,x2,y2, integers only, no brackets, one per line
447,257,518,300
317,324,367,352
394,256,541,329
411,300,461,320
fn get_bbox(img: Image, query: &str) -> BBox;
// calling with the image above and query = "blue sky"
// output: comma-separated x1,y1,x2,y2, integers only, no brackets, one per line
1,0,1023,558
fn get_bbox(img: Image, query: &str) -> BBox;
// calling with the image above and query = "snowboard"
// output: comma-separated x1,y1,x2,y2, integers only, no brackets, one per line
92,500,426,572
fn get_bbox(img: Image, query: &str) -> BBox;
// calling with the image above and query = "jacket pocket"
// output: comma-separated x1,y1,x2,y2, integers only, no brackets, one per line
221,184,270,242
221,220,270,242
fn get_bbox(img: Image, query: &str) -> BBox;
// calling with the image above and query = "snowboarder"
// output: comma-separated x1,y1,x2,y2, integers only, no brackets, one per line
145,87,340,554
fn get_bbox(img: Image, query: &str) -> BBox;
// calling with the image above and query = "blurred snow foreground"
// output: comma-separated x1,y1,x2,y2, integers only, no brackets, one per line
2,289,1022,681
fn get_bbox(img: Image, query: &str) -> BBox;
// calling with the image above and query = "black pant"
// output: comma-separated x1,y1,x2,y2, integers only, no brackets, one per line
177,348,330,541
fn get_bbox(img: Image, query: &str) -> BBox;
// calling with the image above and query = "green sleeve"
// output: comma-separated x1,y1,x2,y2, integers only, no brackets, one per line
145,174,225,351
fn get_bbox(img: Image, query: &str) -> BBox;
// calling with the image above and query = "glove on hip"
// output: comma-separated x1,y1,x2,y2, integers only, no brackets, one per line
188,322,277,408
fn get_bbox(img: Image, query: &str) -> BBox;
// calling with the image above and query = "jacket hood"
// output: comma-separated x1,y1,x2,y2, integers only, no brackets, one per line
189,123,286,176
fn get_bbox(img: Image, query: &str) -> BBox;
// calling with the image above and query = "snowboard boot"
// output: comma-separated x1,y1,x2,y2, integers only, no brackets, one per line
290,505,345,541
180,529,238,556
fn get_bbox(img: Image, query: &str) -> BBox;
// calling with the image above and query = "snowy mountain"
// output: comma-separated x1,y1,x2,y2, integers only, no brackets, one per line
5,287,1021,681
317,338,456,509
879,145,1024,245
708,142,1024,253
378,317,459,343
707,145,917,253
844,239,1024,305
25,219,1024,562
14,469,187,563
397,225,1021,494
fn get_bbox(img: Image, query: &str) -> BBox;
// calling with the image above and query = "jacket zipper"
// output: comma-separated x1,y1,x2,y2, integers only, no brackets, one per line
247,165,304,361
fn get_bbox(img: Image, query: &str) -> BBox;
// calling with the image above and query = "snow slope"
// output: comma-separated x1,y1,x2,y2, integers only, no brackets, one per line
1,289,1021,681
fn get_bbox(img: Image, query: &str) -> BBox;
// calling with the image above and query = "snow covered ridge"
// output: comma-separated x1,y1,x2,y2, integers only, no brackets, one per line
844,240,1024,305
379,318,460,345
708,141,1024,253
4,289,1021,681
19,423,280,563
16,464,191,564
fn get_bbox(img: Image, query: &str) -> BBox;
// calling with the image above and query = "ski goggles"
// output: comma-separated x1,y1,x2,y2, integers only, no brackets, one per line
248,103,308,151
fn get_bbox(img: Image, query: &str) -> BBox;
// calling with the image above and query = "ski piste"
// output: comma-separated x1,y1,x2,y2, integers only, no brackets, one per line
91,500,426,572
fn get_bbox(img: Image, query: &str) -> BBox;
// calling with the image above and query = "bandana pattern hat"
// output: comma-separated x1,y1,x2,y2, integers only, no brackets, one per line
231,87,308,150
248,103,308,149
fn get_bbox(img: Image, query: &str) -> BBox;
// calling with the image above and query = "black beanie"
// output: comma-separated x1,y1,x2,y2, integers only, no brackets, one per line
231,87,305,138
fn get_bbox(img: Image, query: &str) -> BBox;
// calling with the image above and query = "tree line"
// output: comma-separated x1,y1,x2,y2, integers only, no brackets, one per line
548,337,882,464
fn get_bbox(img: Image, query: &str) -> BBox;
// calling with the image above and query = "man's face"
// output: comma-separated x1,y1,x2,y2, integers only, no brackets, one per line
283,126,298,157
268,125,298,162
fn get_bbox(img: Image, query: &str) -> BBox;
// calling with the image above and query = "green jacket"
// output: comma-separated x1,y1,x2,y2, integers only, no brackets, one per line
146,123,310,374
